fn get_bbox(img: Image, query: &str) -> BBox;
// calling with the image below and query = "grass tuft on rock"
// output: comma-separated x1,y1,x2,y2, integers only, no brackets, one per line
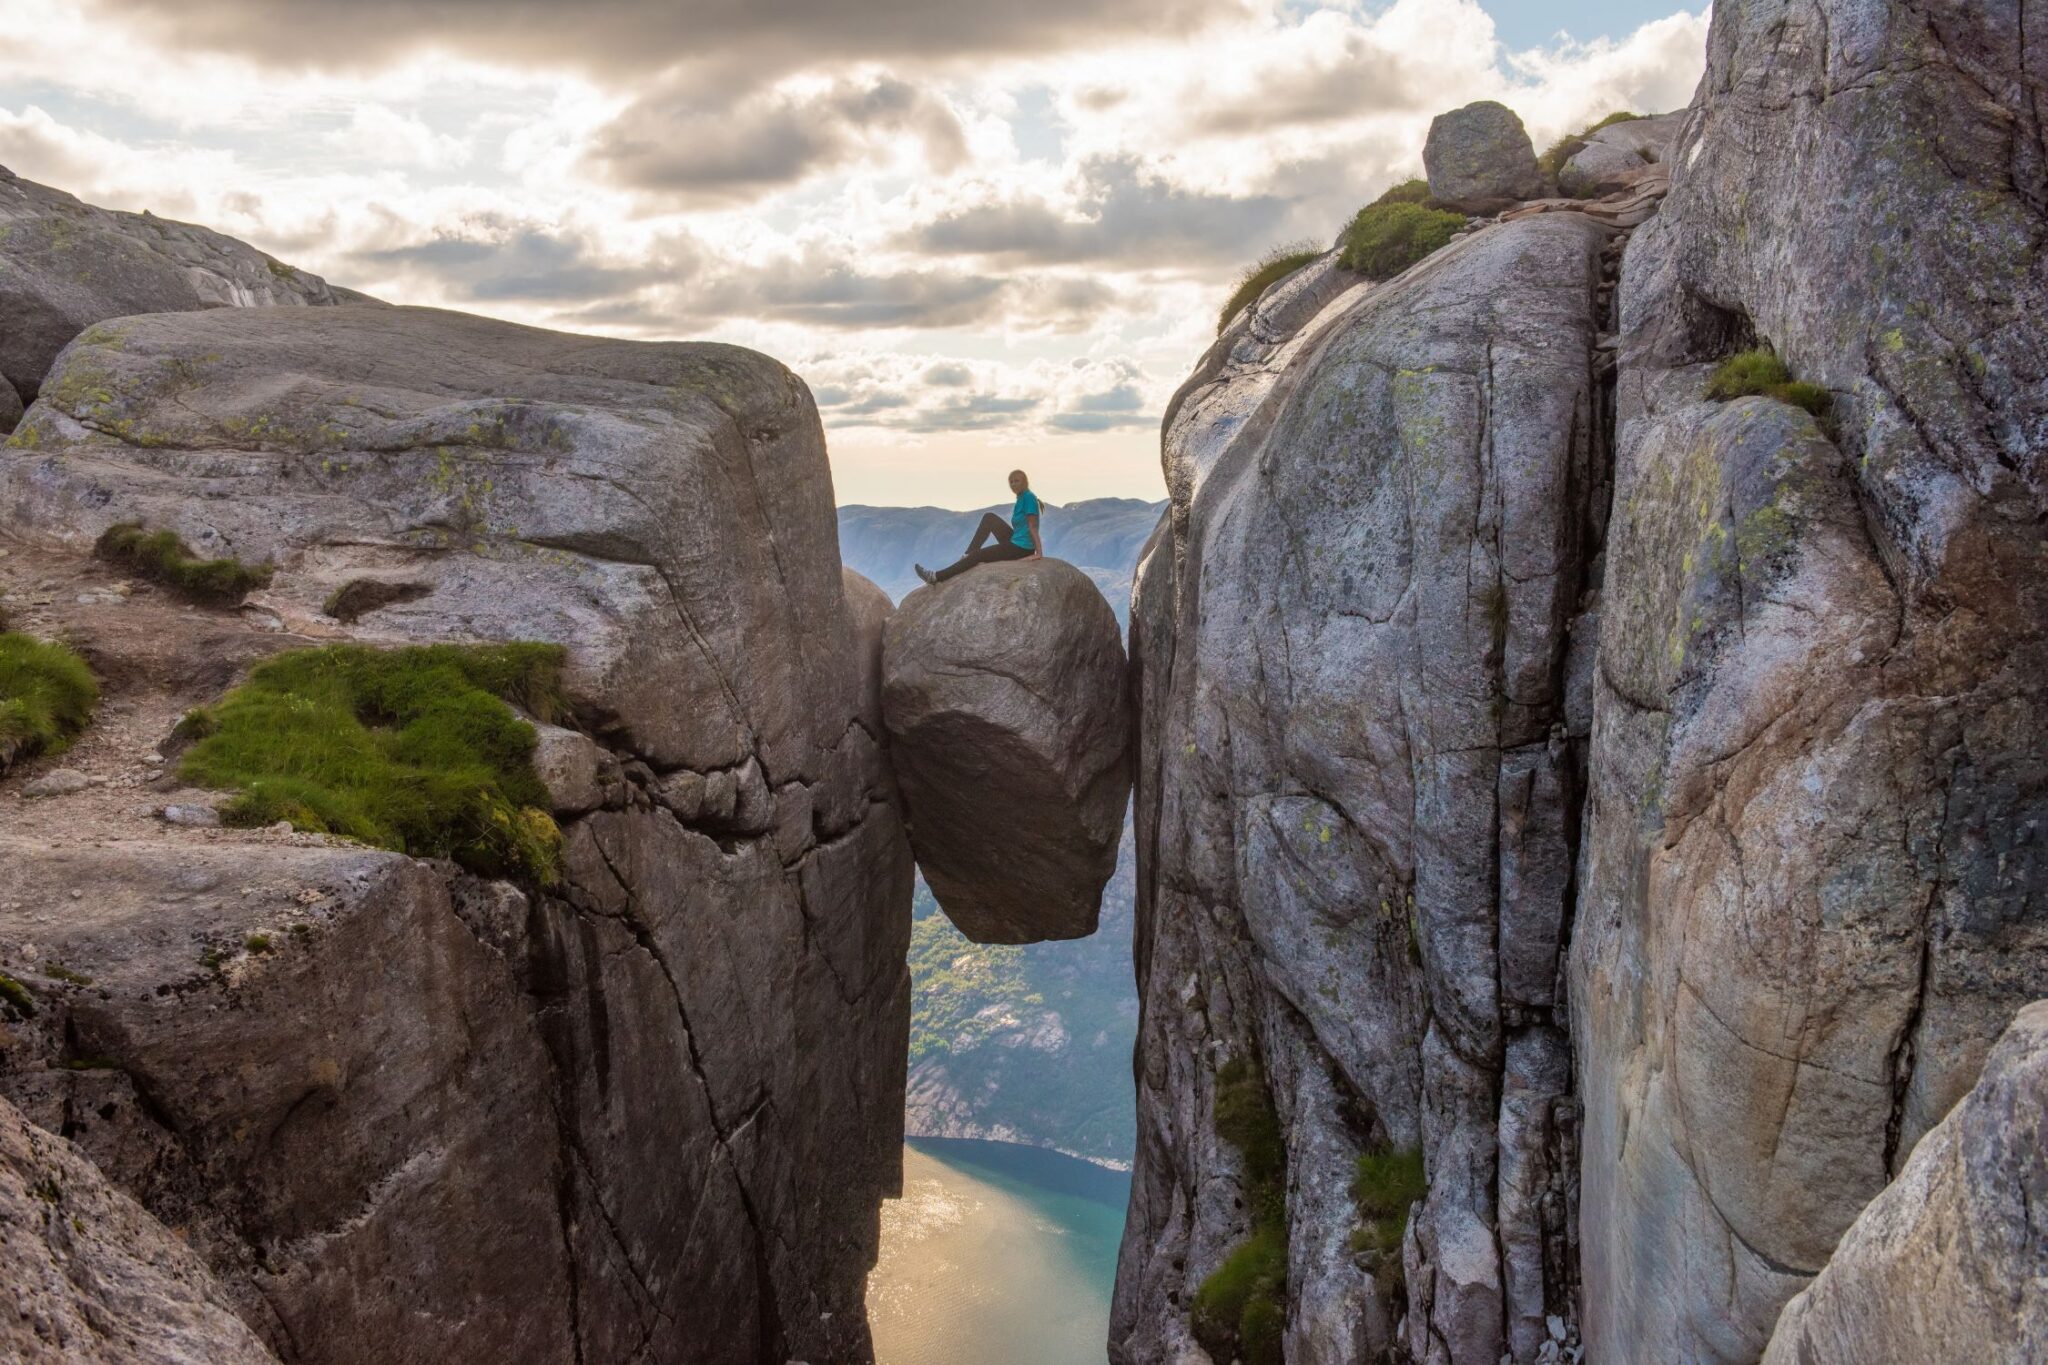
1192,1224,1287,1365
1218,242,1324,336
1338,196,1465,280
1214,1055,1286,1220
1539,110,1645,182
1349,1144,1427,1262
95,523,273,604
1374,178,1435,207
1706,348,1833,420
0,632,99,763
1193,1054,1289,1364
178,642,569,883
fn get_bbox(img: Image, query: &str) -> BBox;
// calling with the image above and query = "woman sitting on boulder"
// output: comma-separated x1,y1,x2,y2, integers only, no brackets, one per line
916,470,1043,585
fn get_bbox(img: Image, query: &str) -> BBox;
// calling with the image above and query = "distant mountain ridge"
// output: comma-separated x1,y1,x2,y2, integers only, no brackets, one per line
837,496,1164,616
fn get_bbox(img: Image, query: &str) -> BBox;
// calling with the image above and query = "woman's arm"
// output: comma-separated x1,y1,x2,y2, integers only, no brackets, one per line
1026,513,1042,559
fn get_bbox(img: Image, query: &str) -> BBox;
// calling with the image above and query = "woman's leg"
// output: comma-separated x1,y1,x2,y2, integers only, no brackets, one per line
935,541,1030,582
964,512,1011,553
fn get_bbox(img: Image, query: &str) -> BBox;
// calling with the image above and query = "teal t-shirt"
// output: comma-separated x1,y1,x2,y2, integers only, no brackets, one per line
1011,490,1042,549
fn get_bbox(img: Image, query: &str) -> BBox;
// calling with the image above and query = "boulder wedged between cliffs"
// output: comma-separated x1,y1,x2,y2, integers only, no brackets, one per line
880,558,1131,944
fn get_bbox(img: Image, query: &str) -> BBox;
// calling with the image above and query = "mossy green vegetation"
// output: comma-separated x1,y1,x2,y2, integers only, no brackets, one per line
1539,110,1645,181
1372,178,1434,207
0,973,35,1017
95,523,273,604
1349,1144,1427,1265
1193,1055,1288,1364
178,642,568,883
1193,1224,1287,1365
1705,348,1832,419
1213,1055,1286,1222
40,962,92,987
1338,182,1465,280
0,631,99,762
1218,242,1323,335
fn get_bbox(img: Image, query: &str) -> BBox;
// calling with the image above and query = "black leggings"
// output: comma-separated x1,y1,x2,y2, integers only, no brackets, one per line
936,512,1032,581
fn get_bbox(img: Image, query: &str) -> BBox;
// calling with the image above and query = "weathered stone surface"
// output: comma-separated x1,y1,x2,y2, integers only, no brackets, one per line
843,567,892,734
1,1095,277,1364
0,165,346,402
1762,1000,2048,1365
1115,213,1610,1365
0,292,916,1361
4,304,856,778
0,373,21,434
881,558,1129,943
530,722,608,815
1557,111,1684,199
1572,3,2048,1361
1423,100,1543,211
0,842,573,1364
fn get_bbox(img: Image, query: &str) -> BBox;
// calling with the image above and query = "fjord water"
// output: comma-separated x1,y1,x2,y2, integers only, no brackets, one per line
868,1138,1131,1364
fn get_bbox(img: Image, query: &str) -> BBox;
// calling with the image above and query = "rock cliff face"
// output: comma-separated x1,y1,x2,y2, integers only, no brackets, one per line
1573,0,2048,1358
1,302,911,1360
1,1095,278,1364
1761,1000,2048,1364
881,560,1130,944
1118,213,1613,1364
1118,2,2047,1362
0,166,350,412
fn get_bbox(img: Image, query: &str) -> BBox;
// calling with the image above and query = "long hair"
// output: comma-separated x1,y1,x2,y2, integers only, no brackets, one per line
1008,469,1029,489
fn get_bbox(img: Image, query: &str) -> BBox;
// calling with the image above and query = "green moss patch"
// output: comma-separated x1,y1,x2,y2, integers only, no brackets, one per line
1338,198,1464,281
1372,178,1434,207
1705,348,1833,420
178,642,568,883
0,632,99,763
1214,1055,1286,1221
1194,1055,1289,1363
1539,110,1645,182
95,523,273,604
0,973,35,1017
1218,243,1323,336
1349,1144,1427,1262
1192,1224,1287,1365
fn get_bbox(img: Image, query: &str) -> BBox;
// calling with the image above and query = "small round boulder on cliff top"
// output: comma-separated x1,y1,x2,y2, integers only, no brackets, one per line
881,558,1131,944
1424,100,1543,211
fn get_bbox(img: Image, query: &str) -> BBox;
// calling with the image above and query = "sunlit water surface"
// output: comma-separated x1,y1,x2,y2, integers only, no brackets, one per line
866,1138,1131,1365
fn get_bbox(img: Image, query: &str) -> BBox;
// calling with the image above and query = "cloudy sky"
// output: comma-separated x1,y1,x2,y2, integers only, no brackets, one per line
0,0,1707,507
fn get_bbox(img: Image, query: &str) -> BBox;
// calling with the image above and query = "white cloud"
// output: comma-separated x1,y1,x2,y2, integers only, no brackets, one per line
0,0,1711,504
328,106,473,170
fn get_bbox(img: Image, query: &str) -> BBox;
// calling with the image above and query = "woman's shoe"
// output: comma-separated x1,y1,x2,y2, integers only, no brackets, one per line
915,564,937,586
